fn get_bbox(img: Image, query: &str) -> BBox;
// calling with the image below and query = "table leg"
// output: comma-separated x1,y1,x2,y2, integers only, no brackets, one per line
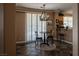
40,33,49,46
44,33,45,43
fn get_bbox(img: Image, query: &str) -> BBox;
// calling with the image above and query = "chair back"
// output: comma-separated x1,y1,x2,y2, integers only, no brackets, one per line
35,31,38,37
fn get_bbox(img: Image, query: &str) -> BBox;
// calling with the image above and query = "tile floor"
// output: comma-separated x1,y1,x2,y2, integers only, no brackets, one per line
16,40,72,56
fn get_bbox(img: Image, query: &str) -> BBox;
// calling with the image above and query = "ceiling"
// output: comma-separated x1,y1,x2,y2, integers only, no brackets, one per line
16,3,73,11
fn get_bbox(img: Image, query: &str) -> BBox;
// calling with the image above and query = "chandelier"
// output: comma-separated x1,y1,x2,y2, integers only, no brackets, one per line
40,4,50,21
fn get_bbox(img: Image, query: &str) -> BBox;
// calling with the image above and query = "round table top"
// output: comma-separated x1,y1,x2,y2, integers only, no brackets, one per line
36,44,56,51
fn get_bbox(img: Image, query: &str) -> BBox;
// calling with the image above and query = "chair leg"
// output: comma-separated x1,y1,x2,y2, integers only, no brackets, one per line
35,41,36,47
35,40,38,48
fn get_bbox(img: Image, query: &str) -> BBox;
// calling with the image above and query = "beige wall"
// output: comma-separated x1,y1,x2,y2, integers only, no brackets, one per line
47,12,56,38
16,11,25,43
65,29,72,42
73,3,79,56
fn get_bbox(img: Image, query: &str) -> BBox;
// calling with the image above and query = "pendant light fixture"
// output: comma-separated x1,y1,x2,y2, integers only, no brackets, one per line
40,4,50,21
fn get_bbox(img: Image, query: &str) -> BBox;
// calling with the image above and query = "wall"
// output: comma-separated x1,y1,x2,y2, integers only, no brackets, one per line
0,4,4,55
73,3,79,56
47,12,56,38
16,11,25,43
64,29,72,43
25,13,27,42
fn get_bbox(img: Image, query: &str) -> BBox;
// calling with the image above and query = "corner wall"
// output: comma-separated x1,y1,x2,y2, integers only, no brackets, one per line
16,11,25,43
73,3,79,56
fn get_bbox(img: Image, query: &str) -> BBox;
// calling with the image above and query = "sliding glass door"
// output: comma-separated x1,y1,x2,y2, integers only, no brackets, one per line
25,13,47,42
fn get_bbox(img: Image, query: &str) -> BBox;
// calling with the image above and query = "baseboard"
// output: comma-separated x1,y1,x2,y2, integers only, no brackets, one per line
16,41,26,46
16,41,36,45
16,41,26,44
53,38,72,44
63,40,72,44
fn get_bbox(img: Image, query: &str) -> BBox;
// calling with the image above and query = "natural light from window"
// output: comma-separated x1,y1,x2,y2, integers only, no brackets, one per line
64,16,73,29
26,13,47,42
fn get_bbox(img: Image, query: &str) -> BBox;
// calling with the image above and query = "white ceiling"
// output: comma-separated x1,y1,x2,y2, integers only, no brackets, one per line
16,3,73,11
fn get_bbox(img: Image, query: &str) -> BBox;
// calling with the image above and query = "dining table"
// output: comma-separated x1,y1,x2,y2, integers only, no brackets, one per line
40,31,50,46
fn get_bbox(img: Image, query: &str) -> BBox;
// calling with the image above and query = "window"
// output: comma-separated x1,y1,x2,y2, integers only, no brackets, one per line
64,16,73,28
26,13,47,42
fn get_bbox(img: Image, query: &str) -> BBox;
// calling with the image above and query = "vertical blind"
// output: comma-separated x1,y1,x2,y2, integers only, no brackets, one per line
26,13,47,42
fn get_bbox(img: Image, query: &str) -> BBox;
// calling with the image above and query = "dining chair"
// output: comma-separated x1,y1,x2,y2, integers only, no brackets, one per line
47,35,54,45
46,30,54,45
35,31,43,46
